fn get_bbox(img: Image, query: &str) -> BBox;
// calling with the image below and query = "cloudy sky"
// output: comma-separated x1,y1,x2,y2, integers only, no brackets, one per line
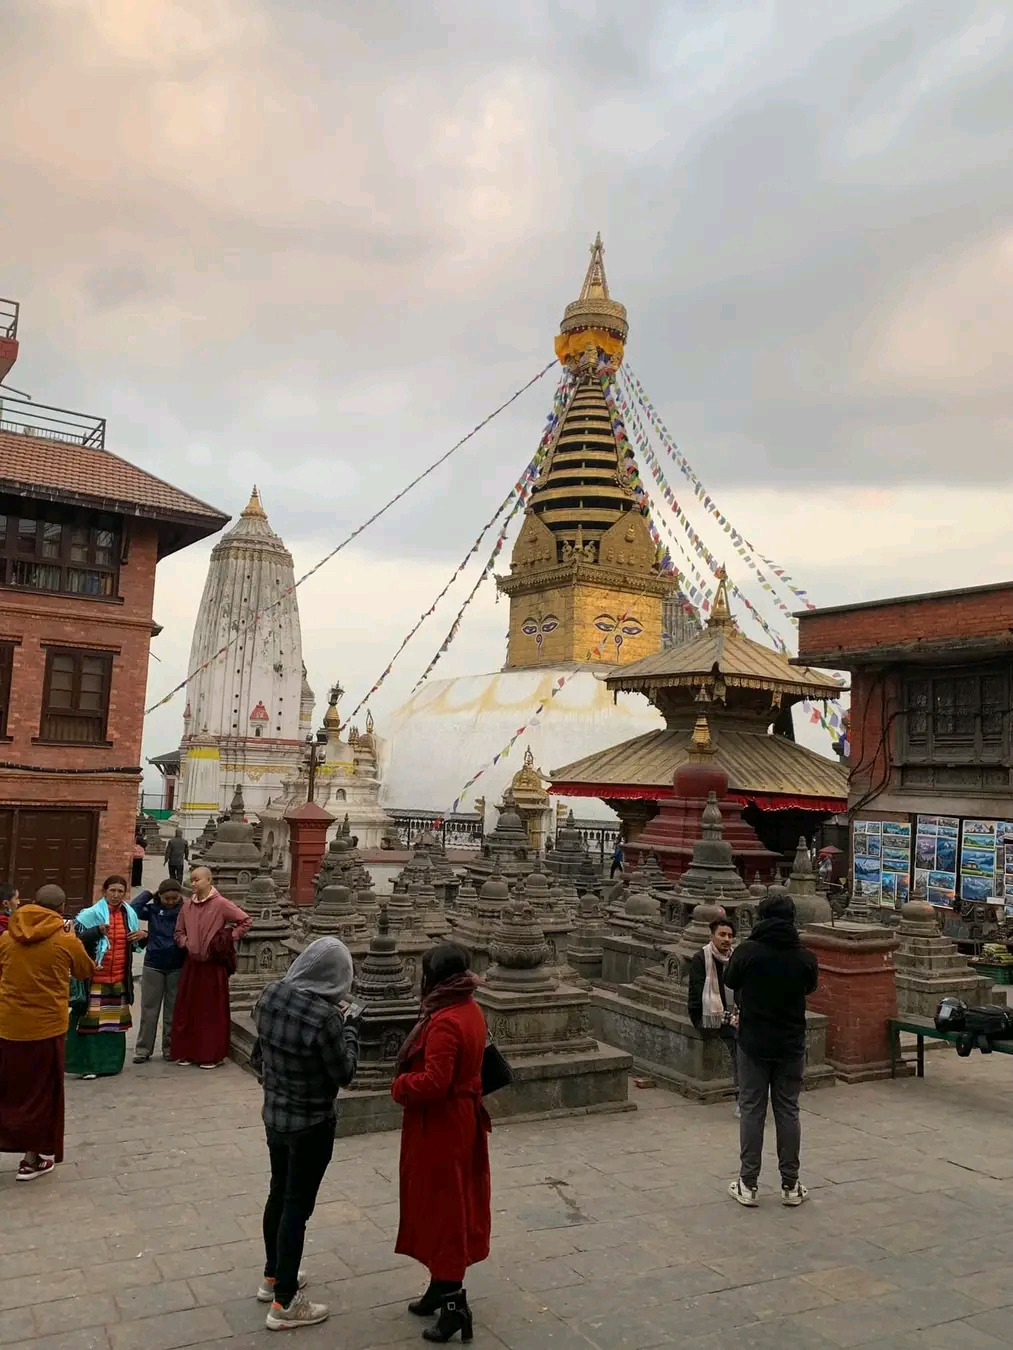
3,0,1012,785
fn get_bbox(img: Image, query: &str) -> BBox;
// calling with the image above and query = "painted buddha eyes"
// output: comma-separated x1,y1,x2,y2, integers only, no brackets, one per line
522,616,559,645
594,615,643,646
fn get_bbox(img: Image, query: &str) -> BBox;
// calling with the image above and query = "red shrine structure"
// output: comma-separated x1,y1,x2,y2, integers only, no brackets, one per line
550,573,848,871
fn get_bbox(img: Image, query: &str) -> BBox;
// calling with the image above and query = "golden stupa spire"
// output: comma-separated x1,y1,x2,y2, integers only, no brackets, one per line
688,714,716,760
555,233,629,369
579,232,610,302
707,566,734,628
242,485,267,519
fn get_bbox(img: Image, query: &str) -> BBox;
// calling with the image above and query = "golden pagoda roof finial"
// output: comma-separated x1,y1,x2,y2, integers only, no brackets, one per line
242,485,267,520
707,566,734,628
688,714,716,761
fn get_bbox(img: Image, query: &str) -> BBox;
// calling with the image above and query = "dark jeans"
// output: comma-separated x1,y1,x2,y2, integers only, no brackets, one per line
720,1028,738,1091
135,966,180,1058
167,863,184,883
263,1117,335,1305
737,1048,804,1189
610,860,623,878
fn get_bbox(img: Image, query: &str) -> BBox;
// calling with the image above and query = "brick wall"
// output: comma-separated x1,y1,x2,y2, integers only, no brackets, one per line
0,520,160,901
798,585,1013,662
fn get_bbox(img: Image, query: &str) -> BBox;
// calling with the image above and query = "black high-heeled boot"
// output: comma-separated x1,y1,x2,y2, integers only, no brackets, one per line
409,1280,458,1317
422,1289,473,1343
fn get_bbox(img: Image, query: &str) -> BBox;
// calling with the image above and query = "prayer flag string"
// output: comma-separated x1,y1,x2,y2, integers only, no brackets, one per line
144,359,558,716
347,370,575,717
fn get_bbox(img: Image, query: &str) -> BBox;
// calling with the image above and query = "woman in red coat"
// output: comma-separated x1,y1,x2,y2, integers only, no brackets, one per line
392,944,491,1344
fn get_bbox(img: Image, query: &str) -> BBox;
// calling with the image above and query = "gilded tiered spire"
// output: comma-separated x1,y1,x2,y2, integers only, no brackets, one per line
497,239,680,670
242,485,268,519
707,567,734,629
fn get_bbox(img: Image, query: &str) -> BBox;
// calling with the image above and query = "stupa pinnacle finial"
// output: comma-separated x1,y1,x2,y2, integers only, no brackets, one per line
556,233,629,370
579,232,609,302
708,566,734,628
242,485,267,519
689,715,716,760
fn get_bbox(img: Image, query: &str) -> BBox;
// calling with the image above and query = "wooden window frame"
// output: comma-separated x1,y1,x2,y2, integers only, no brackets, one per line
0,642,12,739
901,664,1010,768
0,502,121,601
36,647,114,746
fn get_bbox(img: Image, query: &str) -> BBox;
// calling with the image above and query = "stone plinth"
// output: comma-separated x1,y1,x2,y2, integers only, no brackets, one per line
803,922,905,1082
894,901,994,1017
285,801,335,907
593,901,835,1101
475,901,633,1121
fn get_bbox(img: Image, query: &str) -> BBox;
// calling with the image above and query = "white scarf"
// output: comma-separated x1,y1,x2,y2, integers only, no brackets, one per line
701,941,729,1029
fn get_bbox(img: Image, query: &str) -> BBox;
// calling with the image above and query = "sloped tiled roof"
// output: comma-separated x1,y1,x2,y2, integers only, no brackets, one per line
551,725,848,802
607,622,843,699
0,430,227,526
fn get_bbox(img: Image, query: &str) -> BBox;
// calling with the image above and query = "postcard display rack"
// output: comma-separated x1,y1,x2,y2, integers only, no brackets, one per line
853,815,1013,912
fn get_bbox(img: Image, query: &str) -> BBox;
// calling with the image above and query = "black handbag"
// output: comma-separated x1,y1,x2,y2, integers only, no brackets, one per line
481,1042,513,1096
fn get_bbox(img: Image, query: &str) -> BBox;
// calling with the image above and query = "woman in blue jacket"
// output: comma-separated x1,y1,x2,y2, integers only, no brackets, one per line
130,878,186,1063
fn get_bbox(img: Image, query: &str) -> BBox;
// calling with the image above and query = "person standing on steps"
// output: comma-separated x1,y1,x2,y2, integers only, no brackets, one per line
164,828,189,885
392,943,491,1345
687,913,739,1112
252,937,360,1331
130,878,186,1063
0,885,98,1178
170,865,251,1069
724,891,819,1209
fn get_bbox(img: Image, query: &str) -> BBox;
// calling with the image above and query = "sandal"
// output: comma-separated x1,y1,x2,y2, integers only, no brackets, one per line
16,1157,55,1181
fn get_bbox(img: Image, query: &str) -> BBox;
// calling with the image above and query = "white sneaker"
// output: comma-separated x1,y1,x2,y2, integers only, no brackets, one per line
781,1181,808,1207
265,1289,329,1330
728,1178,759,1207
734,1103,741,1118
258,1270,308,1302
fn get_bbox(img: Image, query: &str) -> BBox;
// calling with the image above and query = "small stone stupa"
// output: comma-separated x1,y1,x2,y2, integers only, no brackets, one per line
565,892,609,987
475,901,633,1120
786,837,832,926
466,801,535,889
230,869,298,1009
667,792,750,931
303,880,370,966
894,901,995,1017
543,811,593,883
203,786,263,905
515,868,574,968
453,874,512,976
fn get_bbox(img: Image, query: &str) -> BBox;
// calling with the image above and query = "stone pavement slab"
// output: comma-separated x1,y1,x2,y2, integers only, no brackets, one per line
3,1033,1013,1350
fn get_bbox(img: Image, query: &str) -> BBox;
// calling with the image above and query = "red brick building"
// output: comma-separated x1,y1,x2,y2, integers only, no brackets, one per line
796,581,1013,912
0,315,227,909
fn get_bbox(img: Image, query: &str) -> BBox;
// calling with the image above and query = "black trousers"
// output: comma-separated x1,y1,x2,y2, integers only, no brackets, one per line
167,863,184,883
263,1117,335,1305
737,1048,804,1189
610,860,623,878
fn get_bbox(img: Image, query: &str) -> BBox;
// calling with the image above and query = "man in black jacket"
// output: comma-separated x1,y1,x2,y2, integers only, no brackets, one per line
724,891,818,1208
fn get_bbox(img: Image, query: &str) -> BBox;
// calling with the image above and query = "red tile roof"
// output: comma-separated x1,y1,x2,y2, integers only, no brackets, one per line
0,429,228,527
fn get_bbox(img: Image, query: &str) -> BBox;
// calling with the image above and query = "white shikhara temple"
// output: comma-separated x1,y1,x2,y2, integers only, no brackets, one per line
176,488,312,838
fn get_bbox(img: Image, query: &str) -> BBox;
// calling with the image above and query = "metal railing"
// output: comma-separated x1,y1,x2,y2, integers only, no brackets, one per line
0,299,18,342
0,393,105,449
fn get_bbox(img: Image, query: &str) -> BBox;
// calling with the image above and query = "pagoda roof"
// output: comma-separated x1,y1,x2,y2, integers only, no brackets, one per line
550,724,847,810
606,574,845,702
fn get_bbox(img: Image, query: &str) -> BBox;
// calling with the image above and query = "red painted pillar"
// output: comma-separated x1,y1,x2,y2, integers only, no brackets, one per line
285,802,334,907
802,922,903,1082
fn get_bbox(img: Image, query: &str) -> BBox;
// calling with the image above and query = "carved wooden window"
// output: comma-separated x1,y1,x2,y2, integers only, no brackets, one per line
0,501,120,599
39,649,113,744
902,666,1010,767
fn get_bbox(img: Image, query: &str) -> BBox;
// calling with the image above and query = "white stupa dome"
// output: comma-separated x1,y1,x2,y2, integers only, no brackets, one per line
379,667,664,823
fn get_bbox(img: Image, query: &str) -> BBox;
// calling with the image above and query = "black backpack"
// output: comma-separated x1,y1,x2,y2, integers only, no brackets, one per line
935,997,1013,1056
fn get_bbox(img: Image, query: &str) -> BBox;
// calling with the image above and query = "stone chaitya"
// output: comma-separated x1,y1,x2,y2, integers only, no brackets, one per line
302,880,371,967
565,892,609,987
475,900,633,1119
452,874,512,976
514,868,574,968
466,803,535,890
333,905,422,1137
543,810,593,882
599,886,667,988
666,792,752,932
893,901,994,1018
202,787,263,906
786,836,832,927
230,870,298,1009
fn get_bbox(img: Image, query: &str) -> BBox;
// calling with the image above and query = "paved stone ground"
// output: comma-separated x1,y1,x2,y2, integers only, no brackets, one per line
5,1035,1013,1350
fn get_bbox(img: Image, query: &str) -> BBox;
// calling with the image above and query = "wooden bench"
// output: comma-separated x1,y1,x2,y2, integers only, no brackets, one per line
889,1015,1013,1078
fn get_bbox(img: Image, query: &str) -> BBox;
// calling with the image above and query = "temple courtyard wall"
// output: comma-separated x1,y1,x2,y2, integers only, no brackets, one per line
9,1019,1013,1350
